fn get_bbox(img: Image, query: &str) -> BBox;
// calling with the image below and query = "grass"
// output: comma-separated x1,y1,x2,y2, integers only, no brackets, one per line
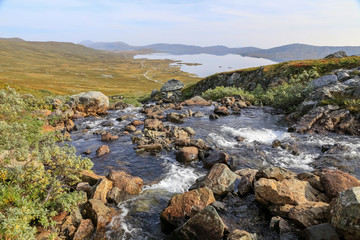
0,39,200,97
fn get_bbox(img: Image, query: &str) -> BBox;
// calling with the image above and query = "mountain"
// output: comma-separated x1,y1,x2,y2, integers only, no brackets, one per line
80,41,360,62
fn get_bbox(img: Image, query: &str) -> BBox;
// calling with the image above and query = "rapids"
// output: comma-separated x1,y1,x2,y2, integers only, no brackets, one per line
70,104,360,239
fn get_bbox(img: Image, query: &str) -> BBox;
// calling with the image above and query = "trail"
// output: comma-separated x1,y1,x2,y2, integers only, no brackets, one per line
141,61,164,84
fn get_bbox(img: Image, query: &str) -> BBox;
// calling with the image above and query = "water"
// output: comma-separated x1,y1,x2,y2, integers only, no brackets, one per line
70,105,360,239
134,53,277,77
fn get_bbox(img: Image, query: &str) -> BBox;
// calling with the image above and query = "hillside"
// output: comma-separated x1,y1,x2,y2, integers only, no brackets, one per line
81,41,360,62
0,39,199,96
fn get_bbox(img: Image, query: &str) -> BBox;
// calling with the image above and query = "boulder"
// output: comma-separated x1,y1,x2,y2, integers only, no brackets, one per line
202,150,229,169
167,112,185,124
161,187,215,233
324,51,347,59
161,79,184,92
83,199,113,235
132,120,144,126
320,169,360,199
182,96,212,106
107,170,143,197
101,132,118,141
209,113,220,120
106,187,122,204
68,91,109,115
192,111,205,118
124,124,136,132
80,170,103,186
202,163,239,196
303,223,339,240
311,75,338,90
236,169,258,196
329,187,360,240
144,118,163,130
91,178,113,203
166,206,226,240
286,202,330,228
73,219,94,240
337,71,350,82
176,147,199,164
255,167,296,181
227,230,254,240
214,106,230,116
96,145,110,157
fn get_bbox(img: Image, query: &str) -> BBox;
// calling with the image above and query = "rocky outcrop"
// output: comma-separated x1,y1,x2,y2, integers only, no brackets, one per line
324,51,347,59
329,187,360,240
68,91,109,115
161,187,215,233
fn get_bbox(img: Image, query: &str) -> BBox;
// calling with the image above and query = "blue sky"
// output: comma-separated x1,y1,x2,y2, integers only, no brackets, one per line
0,0,360,48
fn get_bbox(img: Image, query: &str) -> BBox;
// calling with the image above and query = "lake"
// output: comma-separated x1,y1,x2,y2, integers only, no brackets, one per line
134,53,277,78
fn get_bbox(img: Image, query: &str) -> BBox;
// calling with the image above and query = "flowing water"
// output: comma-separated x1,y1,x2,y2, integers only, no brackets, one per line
70,104,360,239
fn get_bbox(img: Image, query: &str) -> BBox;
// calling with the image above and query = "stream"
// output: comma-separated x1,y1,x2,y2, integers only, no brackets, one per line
70,104,360,239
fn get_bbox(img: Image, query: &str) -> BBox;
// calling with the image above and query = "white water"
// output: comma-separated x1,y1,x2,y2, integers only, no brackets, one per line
134,53,276,77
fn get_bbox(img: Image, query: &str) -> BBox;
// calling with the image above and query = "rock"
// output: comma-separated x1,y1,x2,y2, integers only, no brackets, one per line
192,111,205,118
290,106,326,133
107,170,143,196
68,91,109,115
287,202,330,228
76,182,92,196
324,51,347,59
65,119,76,132
96,145,110,157
73,219,94,240
101,132,118,141
166,206,226,240
151,89,158,97
255,167,296,181
202,163,239,196
214,106,230,116
83,199,114,235
202,150,229,169
176,147,199,164
311,75,338,90
106,187,122,204
329,187,360,240
182,96,212,106
237,169,257,196
82,150,91,155
161,187,215,233
91,178,113,203
144,118,163,130
80,170,103,186
42,124,55,133
235,136,246,142
297,172,324,192
132,120,144,126
183,127,196,136
227,229,254,240
161,79,184,92
109,101,129,110
167,112,185,124
137,143,162,152
124,124,136,132
209,113,220,120
303,223,339,240
320,169,360,200
337,71,350,82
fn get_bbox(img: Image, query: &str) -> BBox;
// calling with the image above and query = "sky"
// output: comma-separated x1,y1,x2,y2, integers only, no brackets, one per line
0,0,360,48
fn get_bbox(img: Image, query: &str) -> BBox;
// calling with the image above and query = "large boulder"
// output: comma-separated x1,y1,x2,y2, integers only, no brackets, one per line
324,51,347,59
161,187,215,233
166,206,226,240
319,169,360,200
330,187,360,240
68,91,109,115
202,150,229,169
106,170,143,199
161,79,184,92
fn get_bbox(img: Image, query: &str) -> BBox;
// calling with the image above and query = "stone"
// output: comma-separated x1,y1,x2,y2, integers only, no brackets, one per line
106,187,122,204
337,71,350,82
144,118,163,130
202,163,239,196
182,96,212,106
80,170,103,186
290,107,326,133
329,187,360,240
324,51,347,59
235,136,246,142
311,75,338,90
161,79,184,92
101,132,118,141
96,145,110,157
297,172,324,192
83,199,113,235
124,124,136,132
91,178,113,203
303,223,339,240
227,229,254,240
176,147,199,164
73,219,94,240
161,187,215,233
42,124,55,133
255,167,296,181
214,106,230,116
167,112,185,124
132,120,144,126
320,169,360,199
109,101,129,110
287,202,330,228
151,89,159,97
76,182,92,195
137,143,162,152
209,113,220,120
192,111,205,118
65,119,76,132
183,127,196,136
68,91,109,115
166,206,226,240
107,170,143,196
202,150,229,169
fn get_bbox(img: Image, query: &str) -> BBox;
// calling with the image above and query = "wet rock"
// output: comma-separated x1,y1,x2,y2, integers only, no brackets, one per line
202,150,229,169
132,120,144,126
214,106,230,116
255,167,296,181
161,79,184,92
96,145,110,157
137,143,163,152
176,147,199,164
192,111,205,118
226,229,254,240
109,101,129,110
73,219,94,240
161,187,215,233
182,96,212,106
319,169,360,200
167,112,185,124
209,113,220,120
183,127,196,136
220,97,236,107
101,132,118,141
202,163,239,196
68,91,109,115
235,136,246,142
329,187,360,240
107,170,143,196
166,206,226,240
91,178,113,203
124,124,136,132
100,120,114,127
144,118,163,130
303,223,339,240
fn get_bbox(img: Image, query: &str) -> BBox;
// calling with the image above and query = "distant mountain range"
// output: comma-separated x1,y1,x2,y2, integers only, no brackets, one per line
80,41,360,62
